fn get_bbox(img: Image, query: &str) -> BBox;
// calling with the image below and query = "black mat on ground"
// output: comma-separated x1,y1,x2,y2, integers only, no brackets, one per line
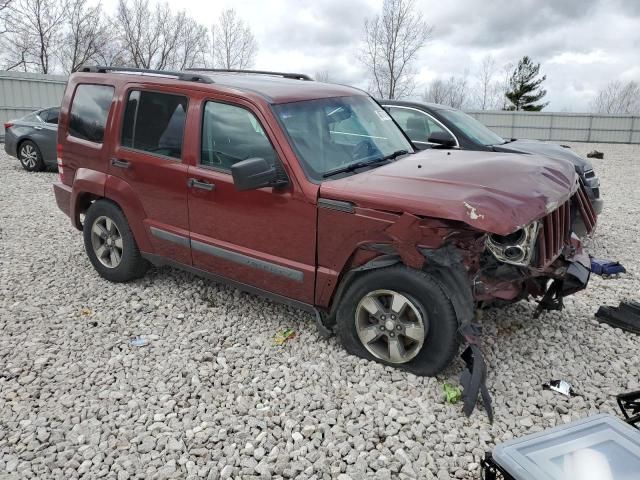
595,301,640,334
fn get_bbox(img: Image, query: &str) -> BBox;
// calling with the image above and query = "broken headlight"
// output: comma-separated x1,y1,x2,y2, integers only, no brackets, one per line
486,222,539,266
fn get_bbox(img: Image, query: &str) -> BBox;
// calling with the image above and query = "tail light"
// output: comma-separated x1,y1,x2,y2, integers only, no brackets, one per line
57,143,67,184
4,122,13,130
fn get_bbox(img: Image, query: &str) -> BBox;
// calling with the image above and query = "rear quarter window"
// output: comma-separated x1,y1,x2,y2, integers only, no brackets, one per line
68,84,114,143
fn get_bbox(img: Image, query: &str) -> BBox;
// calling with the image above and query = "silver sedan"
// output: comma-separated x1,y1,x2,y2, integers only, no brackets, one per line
3,107,59,171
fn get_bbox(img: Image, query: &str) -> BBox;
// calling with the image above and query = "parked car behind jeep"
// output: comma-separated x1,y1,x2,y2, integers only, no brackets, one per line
382,100,603,216
53,67,596,376
4,107,60,171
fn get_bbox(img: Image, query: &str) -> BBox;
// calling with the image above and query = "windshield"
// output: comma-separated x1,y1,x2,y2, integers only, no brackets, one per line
273,96,413,181
438,109,504,146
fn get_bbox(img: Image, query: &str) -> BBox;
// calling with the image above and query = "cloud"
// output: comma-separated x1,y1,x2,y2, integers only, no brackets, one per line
101,0,640,111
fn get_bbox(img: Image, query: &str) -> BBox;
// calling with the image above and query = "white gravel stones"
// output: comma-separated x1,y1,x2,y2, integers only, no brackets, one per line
1,143,640,479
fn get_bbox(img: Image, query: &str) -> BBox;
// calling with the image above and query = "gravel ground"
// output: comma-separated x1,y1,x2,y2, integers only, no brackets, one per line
1,143,639,480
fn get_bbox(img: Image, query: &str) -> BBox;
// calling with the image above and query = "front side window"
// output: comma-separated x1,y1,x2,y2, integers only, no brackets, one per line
200,101,277,170
388,107,446,143
273,96,413,181
69,84,114,143
122,90,188,160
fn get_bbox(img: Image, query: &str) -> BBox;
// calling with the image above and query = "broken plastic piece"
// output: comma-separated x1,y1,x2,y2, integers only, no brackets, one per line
617,390,640,428
587,150,604,159
543,379,577,397
595,301,640,334
314,309,333,338
129,335,148,347
590,257,626,276
459,326,493,423
534,279,564,318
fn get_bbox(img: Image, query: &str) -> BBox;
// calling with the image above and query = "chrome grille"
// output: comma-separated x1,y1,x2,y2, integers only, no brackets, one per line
534,182,596,267
536,200,571,267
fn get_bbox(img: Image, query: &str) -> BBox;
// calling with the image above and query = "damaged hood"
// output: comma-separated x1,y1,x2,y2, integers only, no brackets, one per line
493,139,593,172
320,149,578,235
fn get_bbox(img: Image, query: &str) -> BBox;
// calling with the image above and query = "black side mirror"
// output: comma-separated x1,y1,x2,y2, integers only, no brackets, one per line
428,130,456,147
231,157,287,191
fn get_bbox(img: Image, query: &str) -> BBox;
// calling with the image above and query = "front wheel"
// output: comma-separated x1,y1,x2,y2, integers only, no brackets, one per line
83,200,149,282
336,265,460,376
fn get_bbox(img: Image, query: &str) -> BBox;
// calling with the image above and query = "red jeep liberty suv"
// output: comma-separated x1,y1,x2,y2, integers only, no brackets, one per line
53,66,595,376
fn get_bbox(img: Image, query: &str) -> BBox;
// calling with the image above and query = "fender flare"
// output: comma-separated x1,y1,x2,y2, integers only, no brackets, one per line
71,171,153,253
70,168,107,229
104,175,153,253
327,245,474,329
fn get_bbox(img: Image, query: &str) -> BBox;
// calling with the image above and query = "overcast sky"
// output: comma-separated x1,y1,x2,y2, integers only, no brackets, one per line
106,0,640,112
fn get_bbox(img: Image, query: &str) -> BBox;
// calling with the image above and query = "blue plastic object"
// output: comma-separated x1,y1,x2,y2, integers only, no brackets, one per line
590,257,626,276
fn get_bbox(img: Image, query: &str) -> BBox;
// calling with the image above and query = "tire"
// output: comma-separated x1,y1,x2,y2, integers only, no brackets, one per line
83,200,149,282
18,140,45,172
336,265,460,376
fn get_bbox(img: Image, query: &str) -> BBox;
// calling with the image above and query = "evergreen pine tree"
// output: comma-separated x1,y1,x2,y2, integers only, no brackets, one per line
505,56,548,111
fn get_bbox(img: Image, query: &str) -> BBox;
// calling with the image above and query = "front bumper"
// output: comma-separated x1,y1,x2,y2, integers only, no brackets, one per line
582,171,603,215
592,197,604,215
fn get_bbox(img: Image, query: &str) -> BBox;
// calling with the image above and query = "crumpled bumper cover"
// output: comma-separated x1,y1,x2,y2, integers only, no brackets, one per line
562,250,591,295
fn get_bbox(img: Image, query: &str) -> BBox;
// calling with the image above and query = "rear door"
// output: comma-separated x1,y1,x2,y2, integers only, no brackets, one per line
37,108,59,161
187,97,317,304
109,85,193,265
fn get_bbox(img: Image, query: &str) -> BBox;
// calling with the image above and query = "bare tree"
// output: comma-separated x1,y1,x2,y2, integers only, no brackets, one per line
423,78,448,104
498,62,514,110
474,55,501,110
211,9,257,69
0,0,12,35
446,74,469,109
115,0,209,70
361,0,432,99
59,0,110,73
423,75,469,108
2,0,68,72
591,80,640,114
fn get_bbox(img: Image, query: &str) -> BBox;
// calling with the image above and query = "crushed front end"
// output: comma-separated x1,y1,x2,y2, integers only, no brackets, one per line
471,181,596,311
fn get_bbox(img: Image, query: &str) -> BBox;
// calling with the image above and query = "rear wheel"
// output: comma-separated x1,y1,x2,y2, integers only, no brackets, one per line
336,265,460,376
18,140,45,172
83,200,149,282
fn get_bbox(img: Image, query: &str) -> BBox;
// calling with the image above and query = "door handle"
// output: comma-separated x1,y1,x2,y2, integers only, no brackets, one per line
188,178,215,191
111,158,130,169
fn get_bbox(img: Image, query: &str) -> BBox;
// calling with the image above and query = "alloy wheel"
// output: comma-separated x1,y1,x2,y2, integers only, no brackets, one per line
355,289,427,364
20,144,38,169
90,216,124,268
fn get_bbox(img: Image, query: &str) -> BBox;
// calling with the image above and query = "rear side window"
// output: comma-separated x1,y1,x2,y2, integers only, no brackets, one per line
22,113,40,123
122,90,187,160
69,84,114,143
201,101,277,171
43,108,60,125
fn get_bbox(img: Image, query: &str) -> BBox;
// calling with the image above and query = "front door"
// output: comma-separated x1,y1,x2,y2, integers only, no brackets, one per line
109,86,192,265
187,98,317,304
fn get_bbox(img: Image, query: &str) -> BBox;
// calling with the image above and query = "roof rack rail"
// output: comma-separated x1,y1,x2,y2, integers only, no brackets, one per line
79,65,214,84
185,68,313,81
